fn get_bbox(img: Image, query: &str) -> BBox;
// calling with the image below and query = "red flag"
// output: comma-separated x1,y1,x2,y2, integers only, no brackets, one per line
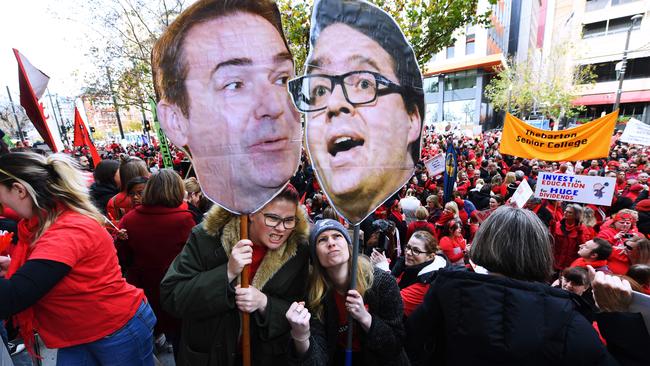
13,49,58,152
73,107,101,168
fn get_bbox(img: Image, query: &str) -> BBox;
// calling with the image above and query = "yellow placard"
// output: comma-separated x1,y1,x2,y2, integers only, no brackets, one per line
499,111,618,161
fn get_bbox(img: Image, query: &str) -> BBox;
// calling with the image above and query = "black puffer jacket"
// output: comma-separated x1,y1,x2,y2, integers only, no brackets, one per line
405,270,643,366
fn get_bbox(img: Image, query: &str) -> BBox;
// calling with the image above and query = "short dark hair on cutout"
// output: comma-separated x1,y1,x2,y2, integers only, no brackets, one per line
152,0,291,118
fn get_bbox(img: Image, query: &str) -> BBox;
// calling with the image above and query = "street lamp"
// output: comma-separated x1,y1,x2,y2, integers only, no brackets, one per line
613,14,643,112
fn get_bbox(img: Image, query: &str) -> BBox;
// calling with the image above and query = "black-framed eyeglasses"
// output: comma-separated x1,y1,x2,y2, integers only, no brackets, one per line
405,244,429,256
288,70,407,112
263,213,298,230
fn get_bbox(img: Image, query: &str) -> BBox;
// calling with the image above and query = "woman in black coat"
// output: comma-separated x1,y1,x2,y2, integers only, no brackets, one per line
406,206,650,366
286,219,409,366
89,159,120,215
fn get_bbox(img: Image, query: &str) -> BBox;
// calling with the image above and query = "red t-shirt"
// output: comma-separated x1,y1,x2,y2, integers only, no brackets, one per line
28,210,145,348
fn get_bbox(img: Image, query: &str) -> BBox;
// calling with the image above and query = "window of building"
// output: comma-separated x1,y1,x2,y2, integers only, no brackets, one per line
444,100,475,123
444,70,477,91
425,103,439,125
582,16,642,38
423,76,439,94
588,57,650,82
466,41,475,55
607,16,642,35
582,20,607,38
447,46,455,59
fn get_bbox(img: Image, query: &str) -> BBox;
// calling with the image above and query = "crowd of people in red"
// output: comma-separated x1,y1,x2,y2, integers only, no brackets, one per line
0,124,648,365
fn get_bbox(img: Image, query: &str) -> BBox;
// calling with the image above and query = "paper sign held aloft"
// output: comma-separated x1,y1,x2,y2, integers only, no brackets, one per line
510,179,533,208
620,118,650,146
534,173,616,206
424,154,445,177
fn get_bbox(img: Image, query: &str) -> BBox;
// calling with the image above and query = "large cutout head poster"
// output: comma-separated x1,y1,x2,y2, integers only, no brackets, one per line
289,0,425,224
152,0,302,214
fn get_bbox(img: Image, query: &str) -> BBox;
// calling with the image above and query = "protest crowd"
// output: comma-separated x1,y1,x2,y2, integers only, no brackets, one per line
2,0,650,365
0,123,648,366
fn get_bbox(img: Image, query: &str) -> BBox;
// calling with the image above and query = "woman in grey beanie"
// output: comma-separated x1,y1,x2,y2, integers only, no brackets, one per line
285,219,409,365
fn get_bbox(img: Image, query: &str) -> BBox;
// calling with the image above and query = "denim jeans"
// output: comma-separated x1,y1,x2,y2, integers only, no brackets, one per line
56,301,156,366
0,322,7,348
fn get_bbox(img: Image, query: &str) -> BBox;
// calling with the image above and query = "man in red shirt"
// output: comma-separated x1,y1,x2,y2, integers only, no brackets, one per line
570,238,613,273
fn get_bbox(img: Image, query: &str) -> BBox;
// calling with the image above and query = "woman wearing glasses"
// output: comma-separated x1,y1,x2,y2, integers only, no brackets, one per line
160,184,310,366
371,230,448,317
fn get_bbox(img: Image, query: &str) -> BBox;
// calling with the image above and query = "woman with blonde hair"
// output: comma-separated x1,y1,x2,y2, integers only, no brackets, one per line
183,177,212,223
286,219,408,365
434,201,459,239
0,152,153,364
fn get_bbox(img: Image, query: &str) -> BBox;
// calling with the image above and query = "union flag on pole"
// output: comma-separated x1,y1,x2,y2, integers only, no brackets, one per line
73,107,101,168
13,48,59,152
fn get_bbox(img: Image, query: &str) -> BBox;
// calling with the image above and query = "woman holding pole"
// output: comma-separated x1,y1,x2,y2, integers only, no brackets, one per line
160,185,309,366
286,219,409,366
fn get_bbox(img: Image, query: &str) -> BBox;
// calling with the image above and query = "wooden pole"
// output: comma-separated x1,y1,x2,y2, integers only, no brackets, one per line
240,215,251,366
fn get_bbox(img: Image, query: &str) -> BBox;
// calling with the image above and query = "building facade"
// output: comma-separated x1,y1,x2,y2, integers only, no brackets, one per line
556,0,650,123
422,0,547,129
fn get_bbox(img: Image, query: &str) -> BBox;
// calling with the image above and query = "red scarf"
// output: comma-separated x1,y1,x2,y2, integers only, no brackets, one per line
7,215,40,358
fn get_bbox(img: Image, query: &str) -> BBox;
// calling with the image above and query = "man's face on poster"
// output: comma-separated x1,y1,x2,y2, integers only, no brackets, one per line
296,23,420,223
158,13,301,213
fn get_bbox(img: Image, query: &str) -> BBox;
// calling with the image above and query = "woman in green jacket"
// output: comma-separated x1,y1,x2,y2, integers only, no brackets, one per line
160,185,310,366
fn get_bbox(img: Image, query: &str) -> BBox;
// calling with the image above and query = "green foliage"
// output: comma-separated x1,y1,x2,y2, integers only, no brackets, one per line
484,42,596,123
79,0,492,111
279,0,495,69
77,0,187,111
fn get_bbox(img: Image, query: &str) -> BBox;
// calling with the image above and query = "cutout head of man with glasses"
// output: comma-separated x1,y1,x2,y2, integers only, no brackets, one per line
289,0,424,224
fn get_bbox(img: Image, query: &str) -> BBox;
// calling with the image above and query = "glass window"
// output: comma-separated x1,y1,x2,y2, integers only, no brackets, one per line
466,41,475,55
444,100,475,123
582,20,607,38
423,77,439,94
444,70,477,91
447,46,455,59
607,16,642,35
425,103,439,125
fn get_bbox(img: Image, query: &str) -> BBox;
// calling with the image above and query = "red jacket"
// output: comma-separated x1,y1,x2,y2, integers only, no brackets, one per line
596,225,640,275
117,203,195,333
551,221,586,271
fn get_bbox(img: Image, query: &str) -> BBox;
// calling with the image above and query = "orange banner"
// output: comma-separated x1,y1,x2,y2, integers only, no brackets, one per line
499,111,617,161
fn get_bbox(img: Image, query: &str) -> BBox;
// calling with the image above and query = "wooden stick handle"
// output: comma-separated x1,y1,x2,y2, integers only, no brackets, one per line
240,215,250,366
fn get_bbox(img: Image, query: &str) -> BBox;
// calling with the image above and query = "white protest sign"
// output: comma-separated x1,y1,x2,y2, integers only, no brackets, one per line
511,179,533,208
535,172,616,206
620,118,650,146
424,154,445,177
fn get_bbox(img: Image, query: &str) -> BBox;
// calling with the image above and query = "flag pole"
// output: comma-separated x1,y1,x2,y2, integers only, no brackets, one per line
345,224,361,366
46,88,65,146
5,86,24,141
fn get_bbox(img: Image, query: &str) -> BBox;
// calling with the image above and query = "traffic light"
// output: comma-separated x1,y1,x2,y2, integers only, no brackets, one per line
144,120,151,131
